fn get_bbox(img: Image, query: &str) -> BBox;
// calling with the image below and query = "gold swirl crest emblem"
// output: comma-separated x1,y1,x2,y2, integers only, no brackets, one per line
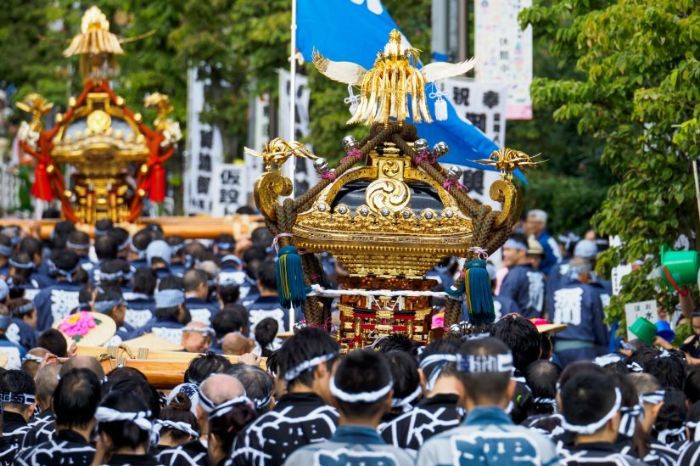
365,178,410,215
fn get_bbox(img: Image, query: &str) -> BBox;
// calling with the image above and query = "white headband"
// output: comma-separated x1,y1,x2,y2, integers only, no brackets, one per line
457,353,514,374
619,404,644,438
283,353,337,382
640,390,665,405
154,420,199,438
391,385,422,412
95,407,152,432
329,377,393,403
209,396,255,419
686,421,700,442
657,426,686,445
561,388,621,434
593,354,623,367
420,354,459,391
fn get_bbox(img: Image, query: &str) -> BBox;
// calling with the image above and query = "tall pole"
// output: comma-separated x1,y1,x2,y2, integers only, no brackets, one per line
285,0,298,189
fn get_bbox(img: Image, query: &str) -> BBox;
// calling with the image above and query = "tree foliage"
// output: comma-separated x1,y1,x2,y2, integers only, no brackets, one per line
521,0,700,324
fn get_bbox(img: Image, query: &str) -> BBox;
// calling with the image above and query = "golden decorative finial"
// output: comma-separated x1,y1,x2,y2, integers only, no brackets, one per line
16,93,53,131
476,149,544,180
313,29,476,126
64,6,124,78
144,93,173,128
244,138,319,172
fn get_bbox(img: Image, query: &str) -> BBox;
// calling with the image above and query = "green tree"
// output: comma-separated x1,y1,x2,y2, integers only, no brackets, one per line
521,0,700,325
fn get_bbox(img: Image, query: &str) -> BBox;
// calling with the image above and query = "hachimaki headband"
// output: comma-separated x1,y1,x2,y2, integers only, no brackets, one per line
283,352,337,382
419,354,458,391
561,388,622,435
154,420,199,438
329,375,393,404
0,391,35,405
95,407,152,432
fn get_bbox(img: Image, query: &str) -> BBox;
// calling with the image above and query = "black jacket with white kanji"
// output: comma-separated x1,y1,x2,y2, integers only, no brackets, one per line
158,439,208,466
0,411,31,465
378,393,464,453
15,429,95,465
20,411,55,450
228,392,338,466
561,441,647,465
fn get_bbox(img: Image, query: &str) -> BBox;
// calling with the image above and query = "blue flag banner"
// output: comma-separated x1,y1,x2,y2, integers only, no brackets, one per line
296,0,499,170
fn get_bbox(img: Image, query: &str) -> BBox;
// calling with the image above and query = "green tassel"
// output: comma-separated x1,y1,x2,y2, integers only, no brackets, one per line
275,245,309,307
464,259,495,325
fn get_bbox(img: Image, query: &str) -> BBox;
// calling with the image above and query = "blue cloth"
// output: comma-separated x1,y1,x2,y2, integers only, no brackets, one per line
6,318,36,352
122,292,155,330
33,282,82,332
0,338,26,360
417,406,560,466
284,425,415,466
184,297,219,326
550,281,609,364
537,231,561,275
296,0,500,170
128,317,184,346
498,264,545,318
246,295,294,332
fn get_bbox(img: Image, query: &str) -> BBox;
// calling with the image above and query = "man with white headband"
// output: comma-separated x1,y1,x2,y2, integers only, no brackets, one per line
159,373,246,466
129,276,191,345
0,369,36,464
16,368,101,466
558,371,645,465
93,287,131,345
230,327,340,466
524,208,562,275
32,249,82,332
499,233,546,318
379,338,464,454
625,373,678,465
417,337,559,466
284,349,414,465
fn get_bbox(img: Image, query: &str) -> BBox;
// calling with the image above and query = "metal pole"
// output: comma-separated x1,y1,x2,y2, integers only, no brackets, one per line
458,0,467,61
693,158,700,223
285,0,298,189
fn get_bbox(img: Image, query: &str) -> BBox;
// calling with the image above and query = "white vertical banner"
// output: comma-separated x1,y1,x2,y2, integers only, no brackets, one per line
474,0,533,120
185,67,224,214
210,163,247,216
278,69,318,196
245,93,271,196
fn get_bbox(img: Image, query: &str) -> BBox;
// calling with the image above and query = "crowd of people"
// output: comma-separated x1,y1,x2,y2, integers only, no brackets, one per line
0,209,697,465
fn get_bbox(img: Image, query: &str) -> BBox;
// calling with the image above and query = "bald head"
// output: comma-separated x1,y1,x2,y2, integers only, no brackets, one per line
59,356,105,380
627,372,661,394
222,332,254,356
181,322,213,353
200,373,245,406
35,362,61,411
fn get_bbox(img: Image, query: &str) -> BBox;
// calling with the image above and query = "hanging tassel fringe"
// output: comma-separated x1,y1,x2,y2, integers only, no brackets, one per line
464,259,495,325
275,245,308,307
434,96,448,121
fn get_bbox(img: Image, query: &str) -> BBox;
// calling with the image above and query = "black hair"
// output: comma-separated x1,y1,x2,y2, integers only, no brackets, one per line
95,219,113,234
8,298,34,319
225,364,275,414
276,327,339,388
104,376,160,419
98,389,151,451
653,388,687,443
626,346,659,372
183,269,208,293
159,275,184,292
525,360,561,416
108,227,130,250
243,247,268,280
145,223,164,239
685,368,700,404
0,369,35,404
215,234,236,252
255,318,279,358
457,337,513,404
67,230,90,251
507,232,528,247
257,260,277,291
52,221,75,249
95,235,118,261
559,361,604,389
236,206,256,215
131,267,157,296
385,350,420,406
131,229,153,252
95,286,123,307
0,234,12,257
208,399,257,457
213,306,249,340
687,402,700,441
105,367,148,388
37,328,68,357
560,371,617,433
646,351,687,390
490,314,541,373
9,251,33,280
159,393,198,443
333,349,393,418
418,337,462,384
184,352,232,385
217,284,240,306
251,227,274,249
78,283,96,307
373,333,419,356
50,248,79,274
19,236,42,261
54,368,101,429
